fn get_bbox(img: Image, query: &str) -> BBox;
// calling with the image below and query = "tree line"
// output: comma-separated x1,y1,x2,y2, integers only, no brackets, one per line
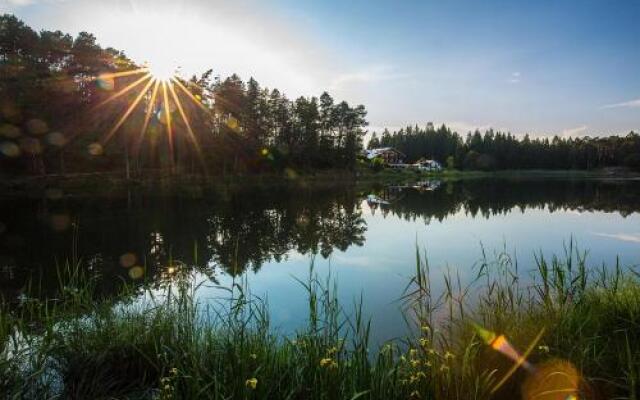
369,124,640,171
0,14,368,176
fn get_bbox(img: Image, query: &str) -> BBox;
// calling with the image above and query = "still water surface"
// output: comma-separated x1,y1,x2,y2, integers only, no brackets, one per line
1,178,639,344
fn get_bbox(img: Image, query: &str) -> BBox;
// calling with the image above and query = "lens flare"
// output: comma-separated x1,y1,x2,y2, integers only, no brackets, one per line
472,322,547,393
521,359,581,400
88,63,206,169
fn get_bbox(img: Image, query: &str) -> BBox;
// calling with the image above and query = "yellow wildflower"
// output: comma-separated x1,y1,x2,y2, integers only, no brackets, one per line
400,355,407,362
249,353,257,360
444,351,455,360
410,359,420,368
409,349,418,358
320,357,333,367
245,378,258,390
419,338,429,348
538,345,550,353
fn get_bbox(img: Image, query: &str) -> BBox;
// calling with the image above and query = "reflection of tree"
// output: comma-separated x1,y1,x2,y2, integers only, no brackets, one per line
374,179,640,222
0,184,368,301
1,179,639,303
206,186,367,275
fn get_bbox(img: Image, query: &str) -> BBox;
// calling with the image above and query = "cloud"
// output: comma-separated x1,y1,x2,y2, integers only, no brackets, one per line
446,121,494,134
601,98,640,109
2,0,61,6
330,65,408,90
367,121,496,136
592,232,640,244
508,71,521,84
561,125,587,137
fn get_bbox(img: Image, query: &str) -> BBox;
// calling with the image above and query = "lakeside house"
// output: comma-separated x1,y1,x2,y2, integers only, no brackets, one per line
364,147,406,165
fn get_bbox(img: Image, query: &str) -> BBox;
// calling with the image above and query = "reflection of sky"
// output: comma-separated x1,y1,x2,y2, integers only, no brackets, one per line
198,202,640,346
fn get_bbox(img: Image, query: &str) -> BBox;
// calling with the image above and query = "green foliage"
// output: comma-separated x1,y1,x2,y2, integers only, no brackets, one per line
370,157,384,172
373,123,640,171
0,15,368,177
446,155,455,170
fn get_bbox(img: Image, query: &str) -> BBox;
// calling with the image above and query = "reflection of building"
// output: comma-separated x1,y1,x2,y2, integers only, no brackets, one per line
412,180,442,191
414,158,443,171
364,147,406,164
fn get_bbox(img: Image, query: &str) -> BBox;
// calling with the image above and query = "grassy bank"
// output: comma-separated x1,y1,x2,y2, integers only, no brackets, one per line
1,248,639,399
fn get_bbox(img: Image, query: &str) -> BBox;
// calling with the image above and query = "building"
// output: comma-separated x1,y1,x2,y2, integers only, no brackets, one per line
414,158,443,171
364,147,406,164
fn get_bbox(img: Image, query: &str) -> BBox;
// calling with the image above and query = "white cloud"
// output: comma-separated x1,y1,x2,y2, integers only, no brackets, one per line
592,232,640,244
601,98,640,109
446,121,493,134
330,65,408,90
367,121,496,136
508,71,521,84
561,125,587,137
3,0,33,5
1,0,62,7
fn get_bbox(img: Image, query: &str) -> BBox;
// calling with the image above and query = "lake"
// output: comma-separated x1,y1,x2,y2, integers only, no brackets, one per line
1,177,639,345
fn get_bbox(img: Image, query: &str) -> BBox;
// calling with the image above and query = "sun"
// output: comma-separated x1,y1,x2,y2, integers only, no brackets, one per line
145,61,178,82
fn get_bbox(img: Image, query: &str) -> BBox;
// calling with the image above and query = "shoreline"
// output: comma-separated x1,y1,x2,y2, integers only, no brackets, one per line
0,168,638,198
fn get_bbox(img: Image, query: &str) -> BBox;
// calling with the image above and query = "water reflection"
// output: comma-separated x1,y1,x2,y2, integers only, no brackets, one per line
0,178,639,303
0,184,366,302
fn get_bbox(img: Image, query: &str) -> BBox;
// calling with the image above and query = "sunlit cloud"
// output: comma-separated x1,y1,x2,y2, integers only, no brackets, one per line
11,0,335,97
561,125,587,137
1,0,64,7
330,65,408,90
592,232,640,244
601,98,640,109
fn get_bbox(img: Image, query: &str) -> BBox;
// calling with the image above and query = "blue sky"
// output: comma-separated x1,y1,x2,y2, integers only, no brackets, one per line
1,0,639,137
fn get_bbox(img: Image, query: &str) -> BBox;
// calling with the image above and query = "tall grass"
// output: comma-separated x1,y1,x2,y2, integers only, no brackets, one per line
1,245,639,399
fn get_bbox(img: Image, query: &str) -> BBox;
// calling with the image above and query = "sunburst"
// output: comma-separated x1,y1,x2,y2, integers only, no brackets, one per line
92,64,206,169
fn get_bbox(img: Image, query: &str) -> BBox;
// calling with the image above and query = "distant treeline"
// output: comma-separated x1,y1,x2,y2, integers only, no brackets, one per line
369,125,640,171
0,14,368,176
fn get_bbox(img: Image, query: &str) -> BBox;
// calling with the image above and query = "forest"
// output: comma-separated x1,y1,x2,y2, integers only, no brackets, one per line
2,14,639,177
369,124,640,170
0,14,367,177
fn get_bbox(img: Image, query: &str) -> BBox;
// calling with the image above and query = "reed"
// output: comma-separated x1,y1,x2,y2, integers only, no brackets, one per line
1,244,638,399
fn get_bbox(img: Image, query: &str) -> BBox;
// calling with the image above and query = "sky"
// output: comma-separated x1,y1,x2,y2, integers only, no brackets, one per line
1,0,639,138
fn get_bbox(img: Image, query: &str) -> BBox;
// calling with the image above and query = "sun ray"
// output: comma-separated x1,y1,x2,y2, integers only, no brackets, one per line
168,81,204,161
161,81,175,169
101,77,156,144
91,68,150,82
171,78,208,112
134,79,161,155
96,73,152,108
